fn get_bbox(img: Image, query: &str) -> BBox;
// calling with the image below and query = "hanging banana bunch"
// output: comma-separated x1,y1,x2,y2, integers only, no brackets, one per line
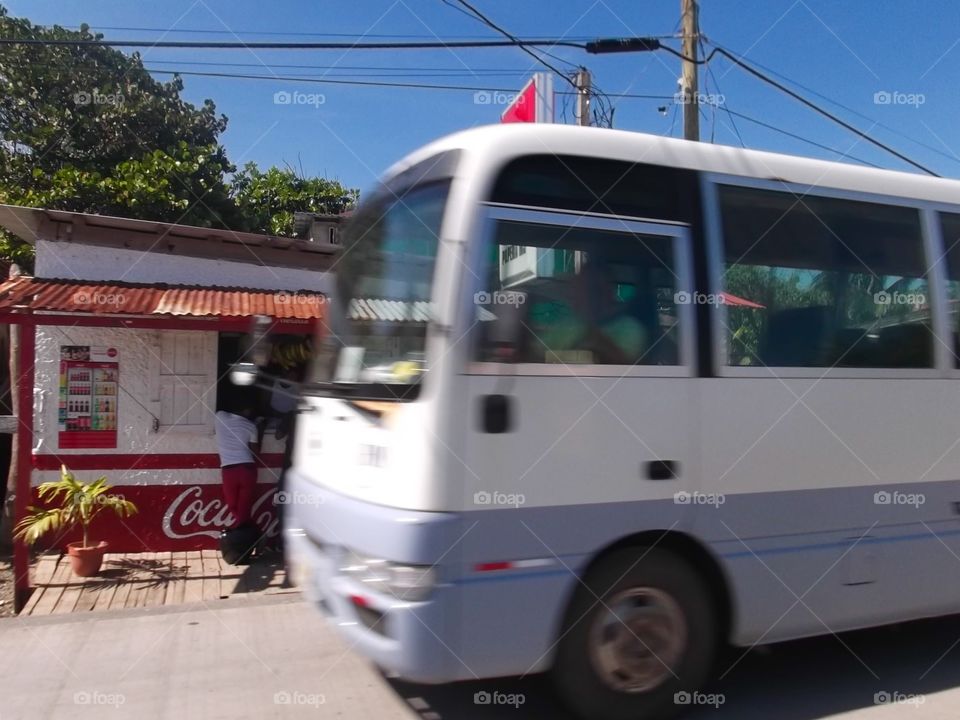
271,338,313,369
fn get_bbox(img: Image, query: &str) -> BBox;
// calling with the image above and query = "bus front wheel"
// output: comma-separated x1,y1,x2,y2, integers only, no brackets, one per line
552,547,718,720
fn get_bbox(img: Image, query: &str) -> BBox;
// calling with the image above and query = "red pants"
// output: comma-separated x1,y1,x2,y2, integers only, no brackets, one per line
221,463,257,528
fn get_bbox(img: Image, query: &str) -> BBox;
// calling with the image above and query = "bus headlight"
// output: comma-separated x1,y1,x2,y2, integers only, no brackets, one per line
339,550,437,602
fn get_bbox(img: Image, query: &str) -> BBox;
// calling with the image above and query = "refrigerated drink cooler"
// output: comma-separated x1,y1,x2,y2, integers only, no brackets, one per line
58,346,119,449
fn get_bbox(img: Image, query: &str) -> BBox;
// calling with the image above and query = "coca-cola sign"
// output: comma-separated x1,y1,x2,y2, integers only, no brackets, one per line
32,483,281,553
163,486,280,540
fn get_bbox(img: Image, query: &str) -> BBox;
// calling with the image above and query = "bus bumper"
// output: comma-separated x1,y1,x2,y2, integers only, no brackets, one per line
283,472,467,684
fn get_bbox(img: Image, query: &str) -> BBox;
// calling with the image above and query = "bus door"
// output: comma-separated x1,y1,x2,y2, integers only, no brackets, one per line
454,206,700,661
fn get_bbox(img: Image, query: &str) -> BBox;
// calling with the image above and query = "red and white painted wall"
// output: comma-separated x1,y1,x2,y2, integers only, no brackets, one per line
32,323,289,551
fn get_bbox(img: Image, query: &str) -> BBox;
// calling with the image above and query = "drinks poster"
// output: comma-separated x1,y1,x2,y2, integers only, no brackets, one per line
58,346,119,449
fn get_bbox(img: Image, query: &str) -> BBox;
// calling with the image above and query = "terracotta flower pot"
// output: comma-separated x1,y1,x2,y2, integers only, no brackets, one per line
67,541,109,577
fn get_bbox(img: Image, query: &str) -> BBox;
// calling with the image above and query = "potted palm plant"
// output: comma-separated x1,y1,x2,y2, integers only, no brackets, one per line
14,465,138,577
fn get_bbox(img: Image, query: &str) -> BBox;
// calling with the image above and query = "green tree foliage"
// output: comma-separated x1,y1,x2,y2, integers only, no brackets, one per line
231,162,357,236
0,7,238,264
0,5,357,265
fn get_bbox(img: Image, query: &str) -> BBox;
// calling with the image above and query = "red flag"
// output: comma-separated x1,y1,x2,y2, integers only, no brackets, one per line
500,81,537,123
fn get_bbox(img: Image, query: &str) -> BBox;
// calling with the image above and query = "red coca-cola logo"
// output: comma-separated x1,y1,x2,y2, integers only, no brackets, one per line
162,486,279,540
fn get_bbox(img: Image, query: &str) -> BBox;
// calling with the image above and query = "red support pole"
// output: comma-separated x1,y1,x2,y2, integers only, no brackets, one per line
13,319,35,612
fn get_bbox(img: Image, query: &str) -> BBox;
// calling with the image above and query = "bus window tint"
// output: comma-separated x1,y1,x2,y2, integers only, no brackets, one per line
489,155,693,221
939,213,960,366
474,221,680,366
719,186,931,368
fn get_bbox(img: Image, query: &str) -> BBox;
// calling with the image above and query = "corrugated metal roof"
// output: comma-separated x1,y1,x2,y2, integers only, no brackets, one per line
348,298,431,323
0,276,326,319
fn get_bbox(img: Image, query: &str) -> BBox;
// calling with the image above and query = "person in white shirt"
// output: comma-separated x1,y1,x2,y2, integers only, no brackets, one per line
215,404,260,529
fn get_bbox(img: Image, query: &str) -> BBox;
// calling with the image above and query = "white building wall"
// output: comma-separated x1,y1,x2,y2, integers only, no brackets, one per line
34,239,335,294
33,324,283,487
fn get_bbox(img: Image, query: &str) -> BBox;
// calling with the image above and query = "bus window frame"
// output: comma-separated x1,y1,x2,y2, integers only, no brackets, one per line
702,171,953,379
463,203,696,378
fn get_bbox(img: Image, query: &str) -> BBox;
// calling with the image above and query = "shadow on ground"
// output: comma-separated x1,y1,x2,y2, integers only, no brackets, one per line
388,613,960,719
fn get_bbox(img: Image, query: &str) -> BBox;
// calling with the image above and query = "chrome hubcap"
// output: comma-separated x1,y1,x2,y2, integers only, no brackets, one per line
588,587,687,693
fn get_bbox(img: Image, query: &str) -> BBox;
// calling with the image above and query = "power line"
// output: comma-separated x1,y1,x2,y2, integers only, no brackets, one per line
139,65,673,103
699,34,744,147
446,0,579,86
443,0,580,69
142,59,529,74
153,67,530,80
50,23,680,42
723,107,882,169
16,58,533,81
599,89,885,168
558,90,673,100
143,67,522,93
705,39,960,169
58,25,603,40
0,37,588,50
646,42,939,176
6,23,937,174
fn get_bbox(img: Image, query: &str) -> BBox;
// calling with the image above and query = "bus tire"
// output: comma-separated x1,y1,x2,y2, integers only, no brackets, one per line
552,546,718,720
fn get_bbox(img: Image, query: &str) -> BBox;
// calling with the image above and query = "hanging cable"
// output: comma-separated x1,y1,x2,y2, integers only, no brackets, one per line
447,0,579,87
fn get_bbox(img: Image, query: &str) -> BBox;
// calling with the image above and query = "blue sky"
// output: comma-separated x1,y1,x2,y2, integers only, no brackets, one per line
7,0,960,193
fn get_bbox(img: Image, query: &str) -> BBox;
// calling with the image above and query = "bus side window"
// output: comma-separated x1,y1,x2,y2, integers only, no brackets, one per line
474,219,681,366
718,185,931,369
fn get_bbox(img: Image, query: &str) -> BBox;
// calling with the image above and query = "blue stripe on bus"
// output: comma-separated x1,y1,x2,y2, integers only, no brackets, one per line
455,529,960,580
719,527,960,559
454,569,571,585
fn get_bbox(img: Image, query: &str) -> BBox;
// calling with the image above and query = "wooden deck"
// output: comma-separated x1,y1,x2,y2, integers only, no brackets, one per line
19,550,295,616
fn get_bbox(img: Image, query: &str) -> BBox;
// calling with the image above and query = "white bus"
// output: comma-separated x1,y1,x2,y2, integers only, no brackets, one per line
281,123,960,720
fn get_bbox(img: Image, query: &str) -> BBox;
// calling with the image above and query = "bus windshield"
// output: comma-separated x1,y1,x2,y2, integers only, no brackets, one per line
311,181,450,387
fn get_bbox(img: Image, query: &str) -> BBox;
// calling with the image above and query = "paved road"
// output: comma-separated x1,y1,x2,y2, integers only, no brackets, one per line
1,593,959,719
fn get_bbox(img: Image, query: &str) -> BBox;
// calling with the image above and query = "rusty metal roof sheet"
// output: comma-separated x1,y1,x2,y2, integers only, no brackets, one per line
0,276,326,319
348,298,431,323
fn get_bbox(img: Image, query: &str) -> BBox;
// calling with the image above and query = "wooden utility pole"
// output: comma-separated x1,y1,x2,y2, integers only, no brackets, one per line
681,0,700,141
574,68,591,127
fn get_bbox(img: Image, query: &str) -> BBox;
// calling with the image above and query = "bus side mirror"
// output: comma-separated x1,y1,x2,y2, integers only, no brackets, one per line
230,362,259,387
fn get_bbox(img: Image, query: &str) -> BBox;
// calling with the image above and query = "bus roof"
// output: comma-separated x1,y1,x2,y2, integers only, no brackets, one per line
386,124,960,206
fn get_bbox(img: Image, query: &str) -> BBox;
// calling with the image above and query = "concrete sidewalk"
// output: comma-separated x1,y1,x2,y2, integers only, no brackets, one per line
3,594,960,720
0,593,419,720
